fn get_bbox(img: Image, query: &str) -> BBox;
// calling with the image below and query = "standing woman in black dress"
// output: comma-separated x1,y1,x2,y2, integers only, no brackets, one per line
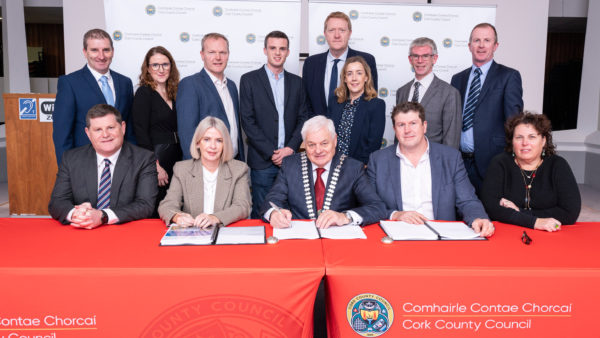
132,46,182,208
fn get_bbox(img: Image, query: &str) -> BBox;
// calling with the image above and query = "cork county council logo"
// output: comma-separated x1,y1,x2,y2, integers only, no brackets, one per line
413,11,423,22
213,6,223,17
316,35,326,45
349,10,359,20
145,5,156,15
180,32,190,43
443,38,453,48
112,31,122,41
347,293,394,336
246,33,256,44
380,36,390,47
378,88,389,98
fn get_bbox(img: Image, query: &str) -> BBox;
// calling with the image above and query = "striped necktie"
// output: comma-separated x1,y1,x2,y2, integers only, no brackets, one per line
97,158,111,210
411,82,420,102
462,68,482,132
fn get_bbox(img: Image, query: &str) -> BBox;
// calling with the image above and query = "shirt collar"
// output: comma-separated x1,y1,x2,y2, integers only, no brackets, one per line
327,48,349,63
205,68,227,86
96,148,122,168
264,64,285,80
395,138,431,164
87,64,111,81
414,72,434,88
472,59,493,76
310,159,332,172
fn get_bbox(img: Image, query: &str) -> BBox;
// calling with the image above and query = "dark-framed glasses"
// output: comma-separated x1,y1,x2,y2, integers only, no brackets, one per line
149,63,171,71
409,54,434,61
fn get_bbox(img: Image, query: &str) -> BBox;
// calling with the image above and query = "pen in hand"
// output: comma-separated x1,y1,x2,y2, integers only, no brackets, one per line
269,201,292,228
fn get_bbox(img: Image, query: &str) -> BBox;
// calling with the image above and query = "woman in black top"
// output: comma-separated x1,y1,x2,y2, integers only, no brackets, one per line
132,46,182,207
481,112,581,231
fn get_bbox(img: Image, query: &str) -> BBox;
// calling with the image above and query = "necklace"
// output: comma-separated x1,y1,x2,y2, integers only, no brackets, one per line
515,158,543,210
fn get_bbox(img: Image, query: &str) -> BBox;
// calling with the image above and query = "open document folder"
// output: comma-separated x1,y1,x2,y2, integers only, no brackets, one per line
380,221,486,241
273,220,367,240
160,225,266,246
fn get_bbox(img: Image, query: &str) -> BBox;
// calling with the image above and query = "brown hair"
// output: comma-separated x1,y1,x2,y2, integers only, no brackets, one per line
324,11,352,32
391,102,426,125
264,30,289,49
470,23,498,43
83,29,113,50
86,104,122,127
138,46,180,101
505,112,556,156
334,56,377,103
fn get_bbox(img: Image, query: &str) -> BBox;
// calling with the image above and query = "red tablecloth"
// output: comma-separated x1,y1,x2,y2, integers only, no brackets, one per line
0,218,325,337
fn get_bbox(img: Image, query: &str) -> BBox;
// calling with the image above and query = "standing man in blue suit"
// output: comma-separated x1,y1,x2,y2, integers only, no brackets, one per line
177,33,244,161
367,102,494,237
53,29,134,165
240,31,309,218
302,11,378,117
451,23,523,193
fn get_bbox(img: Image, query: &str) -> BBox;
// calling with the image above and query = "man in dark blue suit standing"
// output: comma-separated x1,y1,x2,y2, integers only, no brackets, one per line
302,11,378,117
240,31,309,218
177,33,244,160
451,23,523,193
53,29,134,164
367,102,494,237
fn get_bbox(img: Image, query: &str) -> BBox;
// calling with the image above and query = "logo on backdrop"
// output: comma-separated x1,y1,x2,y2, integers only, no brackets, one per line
413,12,423,22
213,6,223,17
347,293,394,337
145,5,156,15
113,31,123,41
443,38,453,48
349,10,359,20
19,98,37,120
381,138,388,149
378,88,389,98
246,33,256,44
316,35,326,45
380,36,390,47
180,32,190,43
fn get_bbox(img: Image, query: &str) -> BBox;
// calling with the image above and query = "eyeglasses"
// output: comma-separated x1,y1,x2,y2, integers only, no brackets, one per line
409,54,434,61
149,63,171,71
521,231,532,245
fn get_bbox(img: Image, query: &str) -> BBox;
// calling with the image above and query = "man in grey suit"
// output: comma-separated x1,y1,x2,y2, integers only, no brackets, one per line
367,102,494,237
49,104,158,229
396,37,461,149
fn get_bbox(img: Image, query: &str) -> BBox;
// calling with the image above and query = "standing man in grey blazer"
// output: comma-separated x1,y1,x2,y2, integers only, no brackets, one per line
49,104,158,228
396,37,461,149
367,102,493,237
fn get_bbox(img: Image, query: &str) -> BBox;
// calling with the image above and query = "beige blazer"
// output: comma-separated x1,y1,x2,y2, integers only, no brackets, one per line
158,159,251,225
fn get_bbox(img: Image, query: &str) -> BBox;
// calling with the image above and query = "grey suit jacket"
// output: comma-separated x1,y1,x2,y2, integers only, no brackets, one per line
158,159,251,226
367,142,488,225
48,142,158,224
396,75,461,149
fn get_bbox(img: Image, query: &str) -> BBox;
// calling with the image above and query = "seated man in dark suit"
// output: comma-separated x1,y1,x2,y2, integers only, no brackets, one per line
302,11,378,117
260,115,386,229
367,102,494,237
49,104,158,229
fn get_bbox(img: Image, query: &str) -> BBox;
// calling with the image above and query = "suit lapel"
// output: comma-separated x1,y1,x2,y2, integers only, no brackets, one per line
429,144,442,219
306,159,317,215
283,70,292,118
402,80,414,102
85,146,99,207
258,68,277,109
199,69,229,127
189,160,205,212
213,162,232,212
317,53,327,108
349,97,366,153
458,69,469,103
82,66,106,104
477,61,497,109
420,76,440,107
387,147,403,211
110,143,131,207
112,71,121,107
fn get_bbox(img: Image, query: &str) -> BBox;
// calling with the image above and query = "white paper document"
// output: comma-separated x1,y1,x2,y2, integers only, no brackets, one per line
319,225,367,239
380,221,439,240
426,221,482,240
273,220,320,240
215,226,265,245
160,225,216,246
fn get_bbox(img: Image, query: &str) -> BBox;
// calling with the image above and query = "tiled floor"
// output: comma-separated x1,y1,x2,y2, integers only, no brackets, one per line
1,182,599,221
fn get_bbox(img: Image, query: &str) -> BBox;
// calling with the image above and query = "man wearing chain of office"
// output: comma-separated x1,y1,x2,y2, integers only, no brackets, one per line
261,115,386,228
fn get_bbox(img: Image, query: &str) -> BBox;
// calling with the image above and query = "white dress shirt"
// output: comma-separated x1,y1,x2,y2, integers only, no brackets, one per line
206,69,239,156
395,141,434,220
87,64,116,101
407,72,434,103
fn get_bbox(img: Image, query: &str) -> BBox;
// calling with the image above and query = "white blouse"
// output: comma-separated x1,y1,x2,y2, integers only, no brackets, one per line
202,167,219,214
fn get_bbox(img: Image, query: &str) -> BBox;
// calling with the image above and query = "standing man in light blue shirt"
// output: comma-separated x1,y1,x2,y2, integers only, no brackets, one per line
239,31,309,218
451,23,523,193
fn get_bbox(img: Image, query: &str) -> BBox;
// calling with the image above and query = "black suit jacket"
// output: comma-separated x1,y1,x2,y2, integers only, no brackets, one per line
302,48,378,117
451,61,523,177
260,153,386,225
48,142,158,224
239,67,309,170
330,96,386,164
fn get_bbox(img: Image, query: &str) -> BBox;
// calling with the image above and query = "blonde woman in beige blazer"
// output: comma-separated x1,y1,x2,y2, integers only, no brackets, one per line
158,117,251,227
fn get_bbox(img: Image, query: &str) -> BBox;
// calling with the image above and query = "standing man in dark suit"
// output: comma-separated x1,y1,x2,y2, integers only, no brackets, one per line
451,23,523,193
367,102,494,237
240,31,309,218
260,116,386,228
177,33,244,161
396,37,461,149
302,11,378,117
49,104,158,229
53,28,134,165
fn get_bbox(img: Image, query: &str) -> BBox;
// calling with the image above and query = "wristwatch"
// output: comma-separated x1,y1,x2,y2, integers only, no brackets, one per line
101,210,109,224
344,211,355,225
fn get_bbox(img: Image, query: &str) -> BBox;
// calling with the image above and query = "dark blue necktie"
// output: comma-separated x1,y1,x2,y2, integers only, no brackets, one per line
328,59,341,110
462,68,482,132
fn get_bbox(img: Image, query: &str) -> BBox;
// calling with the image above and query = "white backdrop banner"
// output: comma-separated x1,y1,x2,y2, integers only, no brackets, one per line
104,0,301,87
308,1,496,145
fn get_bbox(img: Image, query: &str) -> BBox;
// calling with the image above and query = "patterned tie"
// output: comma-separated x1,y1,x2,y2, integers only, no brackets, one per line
411,81,420,103
462,68,482,132
100,75,115,106
328,59,341,110
97,159,111,210
315,168,326,211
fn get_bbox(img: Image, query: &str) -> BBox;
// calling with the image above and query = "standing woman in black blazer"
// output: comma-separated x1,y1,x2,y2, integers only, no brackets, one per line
330,56,385,164
132,46,182,207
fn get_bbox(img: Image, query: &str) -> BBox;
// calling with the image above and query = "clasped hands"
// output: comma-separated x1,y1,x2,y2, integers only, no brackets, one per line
270,209,350,229
499,198,561,232
390,210,495,237
173,212,219,229
70,202,104,229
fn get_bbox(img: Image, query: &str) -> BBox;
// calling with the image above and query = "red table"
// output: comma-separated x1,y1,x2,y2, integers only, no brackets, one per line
0,218,324,337
322,222,600,337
